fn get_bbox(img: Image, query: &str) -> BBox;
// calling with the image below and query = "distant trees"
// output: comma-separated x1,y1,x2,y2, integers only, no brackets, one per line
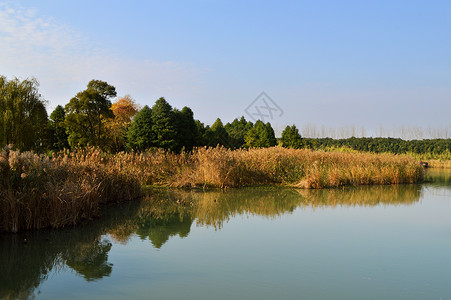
11,75,451,157
0,76,48,151
65,80,117,148
245,120,277,148
281,125,303,149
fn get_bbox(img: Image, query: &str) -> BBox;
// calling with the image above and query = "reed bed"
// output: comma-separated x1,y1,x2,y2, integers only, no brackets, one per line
1,146,423,232
122,147,423,189
0,146,141,232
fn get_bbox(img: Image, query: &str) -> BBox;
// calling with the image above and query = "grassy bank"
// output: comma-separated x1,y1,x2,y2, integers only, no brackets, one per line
1,146,423,233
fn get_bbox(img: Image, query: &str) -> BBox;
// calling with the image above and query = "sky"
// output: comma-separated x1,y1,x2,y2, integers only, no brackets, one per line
1,0,450,137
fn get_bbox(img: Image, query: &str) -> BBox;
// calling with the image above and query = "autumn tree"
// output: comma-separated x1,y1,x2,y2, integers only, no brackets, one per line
105,95,139,152
65,80,116,148
0,76,49,151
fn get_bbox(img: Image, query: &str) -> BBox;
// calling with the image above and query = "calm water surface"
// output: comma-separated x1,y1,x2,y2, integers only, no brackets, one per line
1,169,451,299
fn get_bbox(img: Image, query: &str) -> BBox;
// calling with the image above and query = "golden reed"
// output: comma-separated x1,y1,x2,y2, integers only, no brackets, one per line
0,146,423,232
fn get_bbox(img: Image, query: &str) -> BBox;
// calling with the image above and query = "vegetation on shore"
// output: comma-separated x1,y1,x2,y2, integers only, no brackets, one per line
0,146,141,233
0,145,423,232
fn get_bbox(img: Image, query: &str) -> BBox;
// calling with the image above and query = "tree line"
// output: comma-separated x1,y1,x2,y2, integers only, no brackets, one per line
3,75,449,156
0,76,303,153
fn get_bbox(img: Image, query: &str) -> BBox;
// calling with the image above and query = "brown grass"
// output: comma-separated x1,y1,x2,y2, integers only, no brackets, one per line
0,146,142,232
0,146,423,233
121,147,423,189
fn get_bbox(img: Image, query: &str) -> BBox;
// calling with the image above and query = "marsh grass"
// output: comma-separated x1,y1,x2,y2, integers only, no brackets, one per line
1,146,423,233
0,146,142,232
126,147,423,189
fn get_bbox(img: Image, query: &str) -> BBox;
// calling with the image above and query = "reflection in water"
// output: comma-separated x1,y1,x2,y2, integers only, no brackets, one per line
0,183,424,299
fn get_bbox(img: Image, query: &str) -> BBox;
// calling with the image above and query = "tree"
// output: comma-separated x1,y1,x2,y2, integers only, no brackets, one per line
127,105,154,151
173,106,198,152
105,95,139,152
281,125,303,149
151,97,177,151
65,80,117,148
225,116,253,148
204,118,230,147
0,76,49,151
245,120,277,148
49,105,69,150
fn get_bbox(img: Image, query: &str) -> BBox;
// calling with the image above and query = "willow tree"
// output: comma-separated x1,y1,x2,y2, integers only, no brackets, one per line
0,76,48,151
65,80,117,148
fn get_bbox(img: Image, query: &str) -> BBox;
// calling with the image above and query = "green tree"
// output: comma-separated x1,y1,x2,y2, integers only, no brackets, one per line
65,80,116,148
204,118,230,147
245,120,277,148
0,76,49,151
49,105,69,150
151,97,177,151
225,116,253,148
281,125,303,149
173,106,198,152
127,105,154,151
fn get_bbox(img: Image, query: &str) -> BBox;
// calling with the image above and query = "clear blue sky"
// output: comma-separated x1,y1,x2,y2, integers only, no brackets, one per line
1,0,450,136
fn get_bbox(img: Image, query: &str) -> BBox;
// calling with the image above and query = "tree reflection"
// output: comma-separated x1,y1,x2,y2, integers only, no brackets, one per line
63,238,112,281
0,183,425,298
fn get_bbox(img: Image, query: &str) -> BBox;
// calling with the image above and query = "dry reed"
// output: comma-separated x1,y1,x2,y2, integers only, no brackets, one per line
1,146,423,233
122,147,423,189
0,146,142,232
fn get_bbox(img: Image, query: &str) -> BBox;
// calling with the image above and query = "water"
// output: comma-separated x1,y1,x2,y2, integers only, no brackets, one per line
1,170,451,299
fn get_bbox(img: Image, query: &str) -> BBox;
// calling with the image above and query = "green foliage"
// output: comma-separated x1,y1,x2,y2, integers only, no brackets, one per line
245,120,277,148
0,76,49,151
151,97,177,151
49,105,69,150
304,137,451,156
281,125,303,149
173,106,198,152
65,80,116,148
127,106,154,151
204,118,230,147
224,116,253,148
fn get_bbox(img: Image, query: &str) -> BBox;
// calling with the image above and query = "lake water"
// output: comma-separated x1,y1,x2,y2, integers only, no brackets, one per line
1,169,451,299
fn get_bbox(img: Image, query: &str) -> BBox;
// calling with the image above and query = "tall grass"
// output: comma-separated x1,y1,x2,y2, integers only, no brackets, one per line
118,147,423,188
1,146,423,232
0,146,141,232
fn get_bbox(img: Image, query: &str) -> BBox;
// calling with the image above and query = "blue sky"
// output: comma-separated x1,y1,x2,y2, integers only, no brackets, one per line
1,0,450,137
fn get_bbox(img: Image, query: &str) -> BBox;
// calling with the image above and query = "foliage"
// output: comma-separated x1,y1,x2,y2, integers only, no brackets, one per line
0,76,49,151
105,95,139,152
245,120,277,148
173,106,198,152
204,118,230,147
65,80,117,148
127,105,154,151
49,105,69,151
224,116,253,148
281,125,303,149
151,97,177,151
